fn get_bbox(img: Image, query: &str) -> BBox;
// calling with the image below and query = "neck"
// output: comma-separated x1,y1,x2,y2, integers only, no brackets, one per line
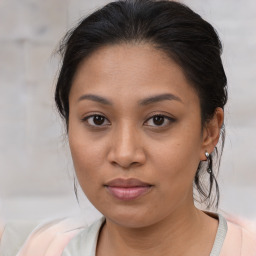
97,204,217,256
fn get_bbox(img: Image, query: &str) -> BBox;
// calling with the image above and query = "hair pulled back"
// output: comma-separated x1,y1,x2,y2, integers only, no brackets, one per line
55,0,228,210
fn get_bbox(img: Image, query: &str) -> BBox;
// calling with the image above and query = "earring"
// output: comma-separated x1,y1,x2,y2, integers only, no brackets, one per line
205,151,212,174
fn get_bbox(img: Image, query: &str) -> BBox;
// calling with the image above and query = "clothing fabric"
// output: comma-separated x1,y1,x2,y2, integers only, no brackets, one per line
0,211,256,256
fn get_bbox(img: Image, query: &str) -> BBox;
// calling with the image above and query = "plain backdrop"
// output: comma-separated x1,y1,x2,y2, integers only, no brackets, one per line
0,0,255,223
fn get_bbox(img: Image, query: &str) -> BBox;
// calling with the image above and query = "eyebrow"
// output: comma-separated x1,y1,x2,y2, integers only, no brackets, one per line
77,93,182,106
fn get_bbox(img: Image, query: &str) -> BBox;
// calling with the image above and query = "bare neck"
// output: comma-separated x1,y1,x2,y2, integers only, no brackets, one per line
96,206,218,256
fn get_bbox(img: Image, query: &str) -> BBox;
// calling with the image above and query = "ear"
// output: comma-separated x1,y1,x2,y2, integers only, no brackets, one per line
200,107,224,161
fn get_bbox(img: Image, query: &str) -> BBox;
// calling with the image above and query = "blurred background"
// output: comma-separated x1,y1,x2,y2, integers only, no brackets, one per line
0,0,255,223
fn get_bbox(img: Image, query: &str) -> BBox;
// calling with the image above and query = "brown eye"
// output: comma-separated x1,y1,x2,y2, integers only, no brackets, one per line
92,115,105,125
145,114,175,127
153,116,165,126
82,114,110,127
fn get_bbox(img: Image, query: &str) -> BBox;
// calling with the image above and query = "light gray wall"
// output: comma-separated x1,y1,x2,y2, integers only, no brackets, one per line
0,0,255,222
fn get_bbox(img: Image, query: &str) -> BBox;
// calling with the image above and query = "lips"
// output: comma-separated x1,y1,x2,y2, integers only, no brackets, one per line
105,178,152,201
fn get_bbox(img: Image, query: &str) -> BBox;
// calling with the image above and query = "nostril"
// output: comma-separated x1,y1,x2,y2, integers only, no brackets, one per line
107,136,146,168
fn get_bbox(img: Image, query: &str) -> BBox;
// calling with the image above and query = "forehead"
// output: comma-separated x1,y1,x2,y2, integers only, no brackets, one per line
69,43,199,106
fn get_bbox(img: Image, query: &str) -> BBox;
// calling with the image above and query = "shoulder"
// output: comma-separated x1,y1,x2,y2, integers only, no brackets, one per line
0,219,41,256
219,211,256,256
63,216,105,255
0,215,94,256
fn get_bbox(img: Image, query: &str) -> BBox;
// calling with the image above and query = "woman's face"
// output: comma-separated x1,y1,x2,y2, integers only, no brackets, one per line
68,43,208,228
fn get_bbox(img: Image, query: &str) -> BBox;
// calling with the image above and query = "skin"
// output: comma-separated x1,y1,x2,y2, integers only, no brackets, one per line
68,43,224,256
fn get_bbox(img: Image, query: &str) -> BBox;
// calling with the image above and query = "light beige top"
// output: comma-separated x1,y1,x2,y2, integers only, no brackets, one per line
63,213,227,256
1,211,256,256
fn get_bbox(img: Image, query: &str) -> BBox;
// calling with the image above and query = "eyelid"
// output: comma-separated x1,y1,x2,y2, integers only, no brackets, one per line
81,112,176,128
81,113,111,128
144,113,176,127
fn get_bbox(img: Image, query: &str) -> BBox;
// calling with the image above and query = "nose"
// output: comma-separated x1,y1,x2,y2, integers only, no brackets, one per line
107,122,146,169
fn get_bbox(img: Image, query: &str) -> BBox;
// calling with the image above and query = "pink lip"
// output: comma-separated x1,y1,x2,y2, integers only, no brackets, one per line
105,178,152,201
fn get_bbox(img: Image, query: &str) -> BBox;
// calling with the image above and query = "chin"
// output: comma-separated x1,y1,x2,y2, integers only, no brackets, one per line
108,215,154,228
100,206,164,229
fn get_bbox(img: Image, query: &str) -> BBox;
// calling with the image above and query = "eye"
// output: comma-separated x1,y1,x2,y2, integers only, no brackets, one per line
81,113,175,128
144,114,175,127
81,114,110,127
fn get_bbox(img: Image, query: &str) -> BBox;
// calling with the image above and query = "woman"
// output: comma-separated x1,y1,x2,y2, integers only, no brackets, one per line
1,0,255,255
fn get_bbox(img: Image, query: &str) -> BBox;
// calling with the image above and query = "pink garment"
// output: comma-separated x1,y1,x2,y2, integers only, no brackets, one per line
219,211,256,256
15,217,87,256
3,212,256,256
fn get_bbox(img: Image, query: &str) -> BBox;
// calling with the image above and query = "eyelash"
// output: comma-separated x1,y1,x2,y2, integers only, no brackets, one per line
81,113,176,129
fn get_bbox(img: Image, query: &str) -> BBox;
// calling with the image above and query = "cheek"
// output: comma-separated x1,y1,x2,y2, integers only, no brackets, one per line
152,129,202,169
151,126,202,195
69,142,105,204
68,126,105,190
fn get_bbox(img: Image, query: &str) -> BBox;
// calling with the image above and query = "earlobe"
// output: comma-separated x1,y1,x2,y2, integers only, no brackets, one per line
200,107,224,160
